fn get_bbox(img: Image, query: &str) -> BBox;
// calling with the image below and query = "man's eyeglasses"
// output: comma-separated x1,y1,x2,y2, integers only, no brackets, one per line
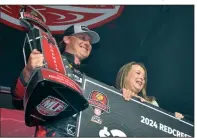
59,34,92,45
72,34,92,43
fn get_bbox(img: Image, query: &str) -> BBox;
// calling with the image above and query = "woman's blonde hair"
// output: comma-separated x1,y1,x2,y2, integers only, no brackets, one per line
115,61,155,102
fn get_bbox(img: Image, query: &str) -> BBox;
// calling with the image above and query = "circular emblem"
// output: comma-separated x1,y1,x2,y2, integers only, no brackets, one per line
0,5,124,34
96,93,104,101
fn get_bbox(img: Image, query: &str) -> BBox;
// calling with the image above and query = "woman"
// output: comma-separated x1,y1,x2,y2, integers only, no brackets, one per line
115,61,184,119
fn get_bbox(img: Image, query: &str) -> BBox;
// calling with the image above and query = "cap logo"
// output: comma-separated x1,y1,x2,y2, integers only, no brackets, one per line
81,26,90,31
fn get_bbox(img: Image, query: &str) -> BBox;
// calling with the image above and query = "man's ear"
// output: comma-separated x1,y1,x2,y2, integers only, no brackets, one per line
63,36,70,44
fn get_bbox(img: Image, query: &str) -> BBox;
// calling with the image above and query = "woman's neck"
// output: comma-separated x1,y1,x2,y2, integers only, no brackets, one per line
124,85,138,95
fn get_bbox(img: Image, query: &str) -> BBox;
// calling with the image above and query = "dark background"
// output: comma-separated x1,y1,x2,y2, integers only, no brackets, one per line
0,5,194,117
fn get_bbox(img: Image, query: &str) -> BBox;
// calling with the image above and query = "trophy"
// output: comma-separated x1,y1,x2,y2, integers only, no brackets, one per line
19,6,89,127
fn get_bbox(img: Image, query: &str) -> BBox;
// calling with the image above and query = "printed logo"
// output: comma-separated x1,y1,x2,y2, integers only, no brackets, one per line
67,124,76,136
99,126,127,137
88,91,110,124
73,73,83,84
0,5,124,34
36,96,68,116
81,26,90,31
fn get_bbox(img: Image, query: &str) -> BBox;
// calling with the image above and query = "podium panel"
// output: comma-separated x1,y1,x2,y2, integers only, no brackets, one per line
76,76,194,137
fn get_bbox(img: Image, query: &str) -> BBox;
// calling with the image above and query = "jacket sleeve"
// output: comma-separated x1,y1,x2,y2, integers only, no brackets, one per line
11,71,27,110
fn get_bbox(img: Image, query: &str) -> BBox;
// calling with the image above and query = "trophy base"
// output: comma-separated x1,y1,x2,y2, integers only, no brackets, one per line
24,68,89,127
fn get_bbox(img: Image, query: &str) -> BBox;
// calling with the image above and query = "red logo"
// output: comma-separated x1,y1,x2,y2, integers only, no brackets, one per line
0,5,124,34
36,96,68,116
88,91,110,124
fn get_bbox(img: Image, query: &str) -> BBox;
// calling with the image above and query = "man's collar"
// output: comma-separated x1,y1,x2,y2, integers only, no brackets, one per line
62,52,81,69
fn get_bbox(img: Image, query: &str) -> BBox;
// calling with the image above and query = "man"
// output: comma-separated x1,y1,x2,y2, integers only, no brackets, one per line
11,24,100,137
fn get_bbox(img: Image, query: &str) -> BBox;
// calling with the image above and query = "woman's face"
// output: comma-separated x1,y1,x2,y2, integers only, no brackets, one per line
124,64,146,94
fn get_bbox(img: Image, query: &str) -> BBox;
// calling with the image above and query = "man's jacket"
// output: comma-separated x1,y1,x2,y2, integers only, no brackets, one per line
11,52,84,137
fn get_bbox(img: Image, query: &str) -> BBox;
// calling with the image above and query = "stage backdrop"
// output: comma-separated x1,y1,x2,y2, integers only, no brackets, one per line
0,5,194,136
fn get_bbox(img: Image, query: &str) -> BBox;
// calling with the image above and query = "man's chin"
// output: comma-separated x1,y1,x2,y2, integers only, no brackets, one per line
79,54,89,60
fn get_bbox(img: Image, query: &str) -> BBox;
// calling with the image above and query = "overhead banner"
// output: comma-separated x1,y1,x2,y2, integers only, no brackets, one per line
0,5,124,34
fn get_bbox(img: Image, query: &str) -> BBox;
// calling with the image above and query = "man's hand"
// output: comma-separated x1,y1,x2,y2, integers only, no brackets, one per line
23,49,44,83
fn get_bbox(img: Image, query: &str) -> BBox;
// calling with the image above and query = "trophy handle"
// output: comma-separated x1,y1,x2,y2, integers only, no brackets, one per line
19,6,38,65
19,6,73,75
19,6,53,67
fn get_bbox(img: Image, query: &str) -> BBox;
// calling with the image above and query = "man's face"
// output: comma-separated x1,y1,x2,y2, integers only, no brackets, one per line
64,33,92,60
